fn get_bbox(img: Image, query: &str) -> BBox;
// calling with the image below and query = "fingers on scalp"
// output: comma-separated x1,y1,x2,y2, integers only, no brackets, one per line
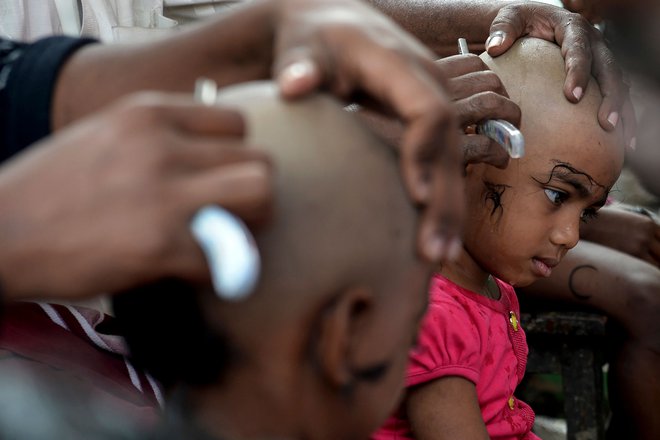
181,160,274,222
116,92,247,136
487,5,525,56
621,98,637,148
455,91,521,127
593,49,626,130
462,135,510,169
560,35,594,102
172,138,271,170
462,134,490,164
279,59,324,98
176,105,247,136
449,70,508,101
436,54,489,78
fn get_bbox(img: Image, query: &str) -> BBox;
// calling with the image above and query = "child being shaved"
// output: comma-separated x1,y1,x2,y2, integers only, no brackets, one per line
374,37,624,439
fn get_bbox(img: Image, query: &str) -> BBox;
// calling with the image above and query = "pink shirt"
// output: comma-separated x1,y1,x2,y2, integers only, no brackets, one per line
373,274,538,440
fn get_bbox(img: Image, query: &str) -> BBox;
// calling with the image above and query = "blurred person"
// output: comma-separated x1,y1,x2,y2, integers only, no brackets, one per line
114,81,433,440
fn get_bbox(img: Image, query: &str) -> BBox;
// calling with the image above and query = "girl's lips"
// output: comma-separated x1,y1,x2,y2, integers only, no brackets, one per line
531,257,554,277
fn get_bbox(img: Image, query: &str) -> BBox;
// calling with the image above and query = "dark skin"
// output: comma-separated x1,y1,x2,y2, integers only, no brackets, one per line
550,8,660,437
407,377,489,440
2,0,464,302
189,82,430,440
54,0,634,249
369,38,625,439
580,206,660,267
0,93,273,300
521,217,660,440
358,54,520,170
54,0,470,265
0,0,633,302
370,0,635,150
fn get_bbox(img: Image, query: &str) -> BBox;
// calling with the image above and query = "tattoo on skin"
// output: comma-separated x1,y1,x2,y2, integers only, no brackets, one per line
483,181,511,219
568,264,599,300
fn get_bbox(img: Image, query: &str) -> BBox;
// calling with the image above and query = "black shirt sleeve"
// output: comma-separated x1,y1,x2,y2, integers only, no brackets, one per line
0,36,97,163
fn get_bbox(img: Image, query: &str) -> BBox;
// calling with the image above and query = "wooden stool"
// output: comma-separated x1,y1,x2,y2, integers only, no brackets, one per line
521,311,608,440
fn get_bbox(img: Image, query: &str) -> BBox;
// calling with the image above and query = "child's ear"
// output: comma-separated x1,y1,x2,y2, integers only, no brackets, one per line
313,285,375,390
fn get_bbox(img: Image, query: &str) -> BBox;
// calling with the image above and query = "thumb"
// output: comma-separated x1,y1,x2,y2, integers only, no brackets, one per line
486,6,527,57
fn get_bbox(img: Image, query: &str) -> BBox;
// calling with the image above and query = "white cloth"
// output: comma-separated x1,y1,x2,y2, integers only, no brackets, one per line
0,0,64,41
0,0,242,43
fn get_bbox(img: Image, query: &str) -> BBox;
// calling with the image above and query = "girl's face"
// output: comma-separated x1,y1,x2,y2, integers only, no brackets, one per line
462,123,623,288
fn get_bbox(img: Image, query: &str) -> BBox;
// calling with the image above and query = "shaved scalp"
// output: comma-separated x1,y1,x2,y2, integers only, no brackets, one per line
203,82,419,345
479,37,624,164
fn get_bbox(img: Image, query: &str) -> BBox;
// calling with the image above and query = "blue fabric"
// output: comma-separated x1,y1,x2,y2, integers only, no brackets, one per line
0,36,96,163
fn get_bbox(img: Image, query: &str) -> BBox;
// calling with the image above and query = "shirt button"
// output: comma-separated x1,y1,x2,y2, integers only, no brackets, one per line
509,311,519,332
508,396,515,410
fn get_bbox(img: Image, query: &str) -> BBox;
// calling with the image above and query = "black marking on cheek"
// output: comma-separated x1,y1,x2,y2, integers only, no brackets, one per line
568,264,598,300
483,181,510,219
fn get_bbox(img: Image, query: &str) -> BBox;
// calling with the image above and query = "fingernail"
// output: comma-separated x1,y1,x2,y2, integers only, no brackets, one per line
629,136,637,151
572,86,583,101
426,236,447,262
279,59,316,84
486,31,504,51
607,111,619,128
447,238,463,261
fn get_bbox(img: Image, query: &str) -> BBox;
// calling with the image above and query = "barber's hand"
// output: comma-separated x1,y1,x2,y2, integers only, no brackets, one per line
437,54,520,169
485,1,636,150
581,206,660,267
561,0,606,24
0,93,272,301
274,0,463,262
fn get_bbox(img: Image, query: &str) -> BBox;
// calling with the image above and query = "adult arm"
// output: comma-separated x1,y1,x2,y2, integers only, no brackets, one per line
407,377,490,440
520,240,660,439
53,0,465,262
0,0,472,300
0,92,272,302
579,206,660,267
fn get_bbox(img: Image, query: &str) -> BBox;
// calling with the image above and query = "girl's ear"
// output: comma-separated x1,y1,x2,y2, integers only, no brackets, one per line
313,285,375,390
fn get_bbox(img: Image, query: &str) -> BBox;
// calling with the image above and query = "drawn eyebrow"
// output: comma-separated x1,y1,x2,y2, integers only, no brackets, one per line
553,173,592,198
533,160,609,201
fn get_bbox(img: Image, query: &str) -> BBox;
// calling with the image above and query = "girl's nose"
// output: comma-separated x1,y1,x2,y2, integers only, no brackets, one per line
549,214,580,250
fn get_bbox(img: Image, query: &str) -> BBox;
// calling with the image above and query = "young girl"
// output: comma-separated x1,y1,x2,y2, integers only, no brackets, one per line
373,37,625,439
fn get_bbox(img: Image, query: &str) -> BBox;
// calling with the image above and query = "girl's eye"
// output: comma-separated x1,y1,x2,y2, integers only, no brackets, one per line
544,188,568,205
581,208,599,223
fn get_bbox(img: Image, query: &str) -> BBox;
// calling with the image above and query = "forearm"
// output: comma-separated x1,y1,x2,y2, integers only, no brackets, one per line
579,206,658,261
53,1,274,129
369,0,511,56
